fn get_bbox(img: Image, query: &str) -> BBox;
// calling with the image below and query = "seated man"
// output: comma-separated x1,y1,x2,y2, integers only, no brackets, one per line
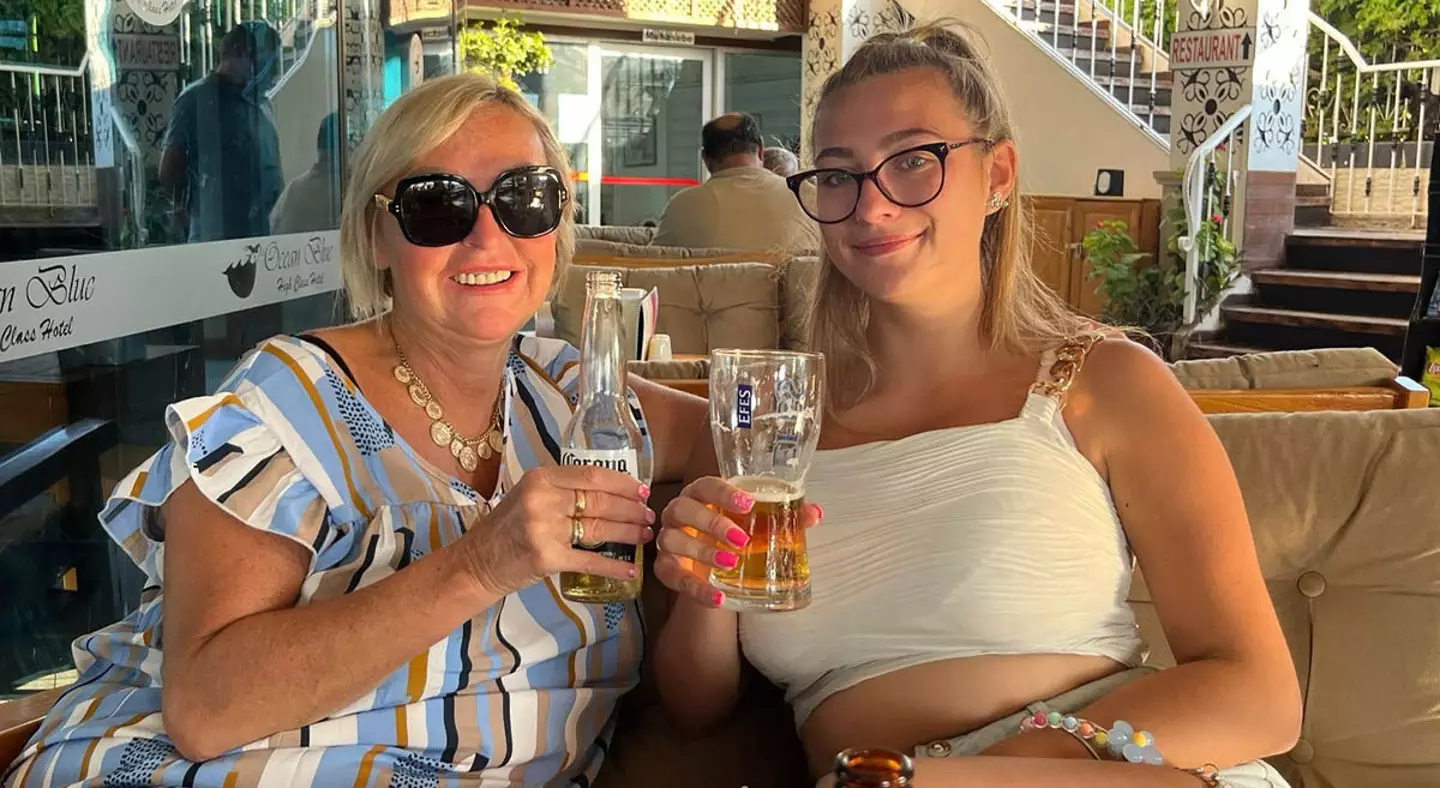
652,112,819,252
763,146,800,177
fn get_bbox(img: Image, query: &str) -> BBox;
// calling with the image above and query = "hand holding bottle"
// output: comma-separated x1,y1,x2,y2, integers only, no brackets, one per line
460,466,654,600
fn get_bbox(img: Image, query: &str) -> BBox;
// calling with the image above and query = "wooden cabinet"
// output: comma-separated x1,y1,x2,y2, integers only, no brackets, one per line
1026,195,1161,317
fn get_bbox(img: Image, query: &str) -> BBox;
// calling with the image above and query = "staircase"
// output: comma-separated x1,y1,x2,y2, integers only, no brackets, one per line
990,0,1171,141
1188,221,1424,363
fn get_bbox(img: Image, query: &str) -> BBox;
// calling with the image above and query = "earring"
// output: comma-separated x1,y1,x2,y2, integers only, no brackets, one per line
987,192,1010,211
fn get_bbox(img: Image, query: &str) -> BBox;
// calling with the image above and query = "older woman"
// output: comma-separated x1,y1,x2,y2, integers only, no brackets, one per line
4,73,706,787
653,22,1300,788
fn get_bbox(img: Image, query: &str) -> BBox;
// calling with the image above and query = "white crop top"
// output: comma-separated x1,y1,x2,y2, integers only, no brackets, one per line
740,339,1146,727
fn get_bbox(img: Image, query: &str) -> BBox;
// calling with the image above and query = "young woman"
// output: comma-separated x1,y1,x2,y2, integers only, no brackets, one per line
651,22,1300,788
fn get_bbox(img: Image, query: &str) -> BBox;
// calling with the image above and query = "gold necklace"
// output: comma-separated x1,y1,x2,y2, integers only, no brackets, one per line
392,343,504,473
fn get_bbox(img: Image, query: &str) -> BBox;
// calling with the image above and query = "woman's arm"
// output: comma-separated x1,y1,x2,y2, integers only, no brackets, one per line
630,375,708,485
819,757,1215,787
988,340,1300,767
650,430,746,736
160,480,495,761
161,465,652,762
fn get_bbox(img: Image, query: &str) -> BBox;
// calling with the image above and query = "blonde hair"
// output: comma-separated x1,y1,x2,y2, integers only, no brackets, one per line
807,20,1091,410
339,72,576,320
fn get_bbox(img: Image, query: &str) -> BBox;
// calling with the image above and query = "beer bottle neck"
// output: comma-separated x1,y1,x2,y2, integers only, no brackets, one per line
578,289,627,407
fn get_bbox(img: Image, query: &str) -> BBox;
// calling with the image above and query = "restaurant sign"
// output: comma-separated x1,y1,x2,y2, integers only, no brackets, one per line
0,232,341,363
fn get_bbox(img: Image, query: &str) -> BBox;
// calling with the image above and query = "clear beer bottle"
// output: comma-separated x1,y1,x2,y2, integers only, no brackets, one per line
832,748,914,787
559,270,651,603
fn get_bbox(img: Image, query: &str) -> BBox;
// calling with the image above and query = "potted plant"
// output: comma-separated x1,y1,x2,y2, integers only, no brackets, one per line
1082,206,1239,360
458,14,554,92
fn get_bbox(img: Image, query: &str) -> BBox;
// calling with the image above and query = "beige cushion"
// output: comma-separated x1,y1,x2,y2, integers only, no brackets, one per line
1130,407,1440,788
1172,348,1399,390
552,263,780,355
575,224,656,245
575,239,745,259
627,358,707,380
778,256,820,351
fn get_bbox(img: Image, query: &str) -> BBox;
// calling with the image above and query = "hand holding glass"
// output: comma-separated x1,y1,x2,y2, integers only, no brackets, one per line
707,349,824,612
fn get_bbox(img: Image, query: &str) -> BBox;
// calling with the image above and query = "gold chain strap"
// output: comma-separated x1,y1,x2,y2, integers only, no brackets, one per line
1030,333,1104,400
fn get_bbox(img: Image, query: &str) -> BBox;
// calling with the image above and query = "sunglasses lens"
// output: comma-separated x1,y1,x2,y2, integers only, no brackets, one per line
492,170,564,238
397,178,476,246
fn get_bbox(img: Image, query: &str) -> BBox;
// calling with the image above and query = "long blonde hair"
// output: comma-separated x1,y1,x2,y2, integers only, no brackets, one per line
807,20,1091,410
339,72,576,320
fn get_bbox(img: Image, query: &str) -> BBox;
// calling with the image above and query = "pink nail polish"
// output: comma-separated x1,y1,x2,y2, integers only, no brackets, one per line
726,527,750,548
645,509,656,524
711,590,725,607
638,484,651,500
642,527,655,541
715,551,739,569
732,492,754,512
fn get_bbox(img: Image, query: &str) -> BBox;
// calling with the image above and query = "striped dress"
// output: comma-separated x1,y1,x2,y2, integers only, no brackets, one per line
3,334,650,788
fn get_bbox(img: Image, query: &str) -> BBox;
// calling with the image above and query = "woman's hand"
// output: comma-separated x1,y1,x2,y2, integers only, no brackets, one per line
655,476,822,607
461,466,655,598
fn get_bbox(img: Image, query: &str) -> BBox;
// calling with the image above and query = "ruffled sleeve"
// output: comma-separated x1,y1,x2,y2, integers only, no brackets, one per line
99,345,352,585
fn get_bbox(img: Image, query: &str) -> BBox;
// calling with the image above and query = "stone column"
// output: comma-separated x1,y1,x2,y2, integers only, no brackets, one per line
799,0,914,163
1168,0,1308,269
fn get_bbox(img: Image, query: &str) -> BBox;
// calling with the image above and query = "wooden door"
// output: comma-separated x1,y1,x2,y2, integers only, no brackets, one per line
1068,199,1143,317
1028,196,1074,303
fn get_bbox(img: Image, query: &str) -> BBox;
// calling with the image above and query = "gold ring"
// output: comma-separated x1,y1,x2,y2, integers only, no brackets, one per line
573,489,587,518
572,517,603,549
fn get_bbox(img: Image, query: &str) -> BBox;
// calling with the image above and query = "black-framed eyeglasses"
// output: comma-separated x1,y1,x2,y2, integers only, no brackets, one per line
785,139,994,224
374,166,569,247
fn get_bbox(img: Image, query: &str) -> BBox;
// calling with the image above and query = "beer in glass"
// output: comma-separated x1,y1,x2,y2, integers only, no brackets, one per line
708,349,823,612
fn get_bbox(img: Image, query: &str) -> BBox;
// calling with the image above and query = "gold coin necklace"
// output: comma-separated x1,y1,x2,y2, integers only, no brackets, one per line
392,343,504,473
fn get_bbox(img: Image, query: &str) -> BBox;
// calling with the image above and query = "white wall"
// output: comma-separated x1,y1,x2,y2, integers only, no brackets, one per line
269,27,340,186
906,0,1170,199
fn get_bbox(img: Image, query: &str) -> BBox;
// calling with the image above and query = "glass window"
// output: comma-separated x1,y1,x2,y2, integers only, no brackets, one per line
724,51,801,154
0,0,391,703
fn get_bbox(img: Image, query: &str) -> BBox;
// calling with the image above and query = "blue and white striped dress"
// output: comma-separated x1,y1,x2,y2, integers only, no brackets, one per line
4,334,650,788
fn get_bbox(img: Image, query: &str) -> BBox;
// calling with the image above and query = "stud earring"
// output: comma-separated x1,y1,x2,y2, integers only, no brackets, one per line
987,192,1010,211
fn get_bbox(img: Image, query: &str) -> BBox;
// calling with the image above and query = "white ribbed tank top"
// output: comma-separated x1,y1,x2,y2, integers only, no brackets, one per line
740,344,1146,728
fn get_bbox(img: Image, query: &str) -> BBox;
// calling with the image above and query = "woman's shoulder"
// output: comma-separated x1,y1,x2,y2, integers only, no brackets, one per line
512,334,583,398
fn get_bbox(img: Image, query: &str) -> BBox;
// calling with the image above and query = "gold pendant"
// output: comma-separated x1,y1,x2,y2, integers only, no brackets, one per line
424,401,443,420
393,365,413,384
430,420,452,447
487,429,504,454
458,444,479,472
450,437,465,458
408,384,428,407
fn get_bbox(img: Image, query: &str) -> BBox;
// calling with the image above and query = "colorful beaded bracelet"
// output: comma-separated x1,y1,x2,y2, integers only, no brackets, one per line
1019,712,1165,764
1018,713,1224,786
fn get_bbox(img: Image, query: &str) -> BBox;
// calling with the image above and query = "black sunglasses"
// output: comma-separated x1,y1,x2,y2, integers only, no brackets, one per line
786,139,993,224
374,166,569,247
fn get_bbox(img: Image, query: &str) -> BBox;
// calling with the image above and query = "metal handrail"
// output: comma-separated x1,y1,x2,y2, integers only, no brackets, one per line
1308,13,1440,75
109,104,146,245
1180,103,1251,323
0,54,91,78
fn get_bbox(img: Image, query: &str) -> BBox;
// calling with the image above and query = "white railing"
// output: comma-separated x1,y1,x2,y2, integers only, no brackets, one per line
1180,103,1249,323
0,0,327,223
1305,12,1438,223
986,0,1171,145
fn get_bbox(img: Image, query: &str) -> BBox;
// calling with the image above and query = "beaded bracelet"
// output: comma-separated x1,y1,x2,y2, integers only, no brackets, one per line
1018,712,1224,786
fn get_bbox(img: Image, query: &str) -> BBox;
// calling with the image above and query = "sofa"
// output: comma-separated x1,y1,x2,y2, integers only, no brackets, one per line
4,390,1437,788
590,404,1440,788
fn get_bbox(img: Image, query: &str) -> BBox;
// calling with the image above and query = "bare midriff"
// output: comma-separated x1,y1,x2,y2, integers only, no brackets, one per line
800,653,1125,776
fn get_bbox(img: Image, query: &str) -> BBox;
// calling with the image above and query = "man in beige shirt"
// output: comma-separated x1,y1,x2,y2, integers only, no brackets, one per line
652,113,819,252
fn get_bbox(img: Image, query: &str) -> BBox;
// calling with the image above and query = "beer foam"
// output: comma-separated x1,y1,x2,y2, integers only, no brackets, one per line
730,476,804,503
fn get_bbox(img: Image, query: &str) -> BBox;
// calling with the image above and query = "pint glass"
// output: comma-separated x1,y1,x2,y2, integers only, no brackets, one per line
708,349,824,612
